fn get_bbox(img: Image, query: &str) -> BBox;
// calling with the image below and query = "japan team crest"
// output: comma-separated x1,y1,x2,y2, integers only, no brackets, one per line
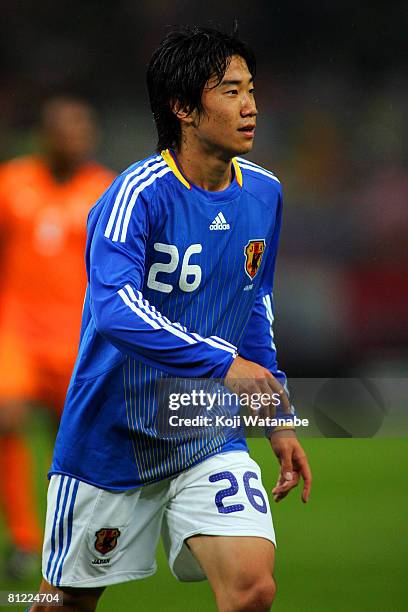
95,528,121,555
244,239,266,279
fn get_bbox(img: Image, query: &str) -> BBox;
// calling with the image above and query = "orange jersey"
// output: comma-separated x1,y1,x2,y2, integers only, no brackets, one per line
0,155,115,365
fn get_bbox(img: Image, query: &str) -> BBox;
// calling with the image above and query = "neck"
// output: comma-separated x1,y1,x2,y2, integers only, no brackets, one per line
44,154,82,183
175,139,233,192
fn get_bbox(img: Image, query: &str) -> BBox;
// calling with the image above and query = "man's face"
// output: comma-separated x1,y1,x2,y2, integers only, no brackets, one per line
42,100,98,165
189,55,257,158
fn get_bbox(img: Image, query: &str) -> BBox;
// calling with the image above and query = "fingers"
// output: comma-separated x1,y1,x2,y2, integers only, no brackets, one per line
224,357,291,416
281,448,294,481
252,378,276,418
272,448,296,501
271,440,312,504
264,372,291,415
296,454,312,503
272,455,312,504
248,375,291,418
272,471,299,502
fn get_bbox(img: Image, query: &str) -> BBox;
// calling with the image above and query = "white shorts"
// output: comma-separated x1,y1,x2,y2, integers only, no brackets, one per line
42,451,275,588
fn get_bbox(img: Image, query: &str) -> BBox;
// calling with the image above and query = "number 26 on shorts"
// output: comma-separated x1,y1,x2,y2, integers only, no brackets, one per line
209,470,267,514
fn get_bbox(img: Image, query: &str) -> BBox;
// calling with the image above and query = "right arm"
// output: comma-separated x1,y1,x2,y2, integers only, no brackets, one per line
88,183,236,379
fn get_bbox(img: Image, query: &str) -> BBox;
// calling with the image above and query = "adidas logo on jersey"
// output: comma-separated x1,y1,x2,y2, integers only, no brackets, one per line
209,212,230,230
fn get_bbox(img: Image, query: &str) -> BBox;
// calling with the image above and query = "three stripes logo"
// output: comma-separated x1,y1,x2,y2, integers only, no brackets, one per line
209,212,230,230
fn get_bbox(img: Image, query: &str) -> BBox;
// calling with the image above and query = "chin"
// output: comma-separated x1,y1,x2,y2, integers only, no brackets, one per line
220,141,253,159
234,141,254,156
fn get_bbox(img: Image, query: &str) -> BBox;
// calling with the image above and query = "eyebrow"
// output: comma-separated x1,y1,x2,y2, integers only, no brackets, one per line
220,77,254,86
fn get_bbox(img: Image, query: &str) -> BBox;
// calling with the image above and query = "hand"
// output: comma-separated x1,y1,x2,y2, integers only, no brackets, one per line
269,430,312,503
225,356,291,417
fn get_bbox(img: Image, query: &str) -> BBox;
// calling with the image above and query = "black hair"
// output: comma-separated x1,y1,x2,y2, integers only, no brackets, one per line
146,25,256,152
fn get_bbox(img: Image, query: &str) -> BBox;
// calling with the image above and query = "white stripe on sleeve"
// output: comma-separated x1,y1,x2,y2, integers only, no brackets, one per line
120,284,237,355
236,157,279,179
104,156,161,239
119,166,171,242
262,294,277,350
112,161,167,242
122,285,196,344
118,289,161,329
238,162,280,184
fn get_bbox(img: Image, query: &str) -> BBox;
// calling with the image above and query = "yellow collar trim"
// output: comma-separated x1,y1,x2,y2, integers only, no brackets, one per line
161,149,191,190
232,158,243,188
161,149,243,190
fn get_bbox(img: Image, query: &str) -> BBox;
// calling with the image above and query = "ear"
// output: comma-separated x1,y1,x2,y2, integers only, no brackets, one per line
171,100,196,125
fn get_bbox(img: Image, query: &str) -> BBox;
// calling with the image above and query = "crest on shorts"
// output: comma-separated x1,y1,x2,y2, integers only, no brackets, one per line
244,239,266,279
95,528,121,555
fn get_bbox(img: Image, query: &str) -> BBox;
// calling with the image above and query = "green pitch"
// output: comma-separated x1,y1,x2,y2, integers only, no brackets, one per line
1,413,407,611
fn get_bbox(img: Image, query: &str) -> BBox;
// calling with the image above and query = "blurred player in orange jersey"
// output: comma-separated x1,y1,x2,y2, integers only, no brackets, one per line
0,96,115,578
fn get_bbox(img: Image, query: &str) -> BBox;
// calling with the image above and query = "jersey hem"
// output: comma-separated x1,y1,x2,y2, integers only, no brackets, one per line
45,566,157,588
48,447,249,491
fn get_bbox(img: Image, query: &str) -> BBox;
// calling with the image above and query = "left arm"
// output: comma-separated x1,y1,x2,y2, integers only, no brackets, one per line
239,289,312,503
239,189,312,503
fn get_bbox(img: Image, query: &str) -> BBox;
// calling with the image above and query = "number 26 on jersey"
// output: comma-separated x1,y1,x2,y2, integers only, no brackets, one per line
147,242,202,294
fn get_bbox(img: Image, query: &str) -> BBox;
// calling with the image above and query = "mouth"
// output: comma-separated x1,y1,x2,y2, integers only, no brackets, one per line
238,125,256,138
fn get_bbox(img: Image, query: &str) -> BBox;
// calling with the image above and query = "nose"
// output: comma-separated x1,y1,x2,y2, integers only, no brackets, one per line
241,93,258,117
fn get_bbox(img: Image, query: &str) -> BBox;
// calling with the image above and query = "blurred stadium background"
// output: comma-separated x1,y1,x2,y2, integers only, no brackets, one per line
0,1,407,610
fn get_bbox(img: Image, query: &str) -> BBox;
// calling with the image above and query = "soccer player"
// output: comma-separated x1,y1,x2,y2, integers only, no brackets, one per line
32,27,311,611
0,96,114,577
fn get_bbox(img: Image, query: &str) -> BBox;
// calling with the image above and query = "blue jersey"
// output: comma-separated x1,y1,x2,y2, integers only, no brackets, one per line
50,150,286,490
